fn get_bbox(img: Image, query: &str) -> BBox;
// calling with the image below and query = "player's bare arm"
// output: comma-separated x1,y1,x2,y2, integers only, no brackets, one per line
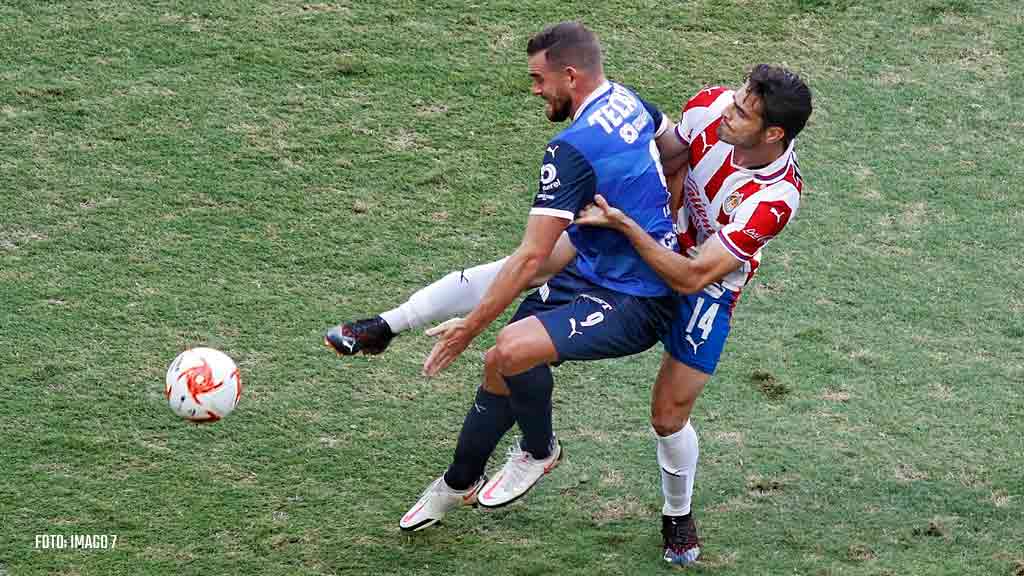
665,167,686,224
656,122,689,177
575,194,741,294
459,214,568,332
532,231,576,287
654,123,690,218
422,214,568,376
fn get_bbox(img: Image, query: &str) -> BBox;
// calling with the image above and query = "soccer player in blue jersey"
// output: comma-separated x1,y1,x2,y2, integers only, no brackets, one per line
326,22,679,531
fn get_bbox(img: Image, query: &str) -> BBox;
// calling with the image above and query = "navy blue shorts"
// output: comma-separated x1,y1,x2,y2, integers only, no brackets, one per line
662,284,737,374
509,265,675,362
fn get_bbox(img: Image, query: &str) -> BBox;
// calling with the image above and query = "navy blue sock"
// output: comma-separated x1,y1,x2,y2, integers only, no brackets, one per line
444,387,515,491
506,364,554,459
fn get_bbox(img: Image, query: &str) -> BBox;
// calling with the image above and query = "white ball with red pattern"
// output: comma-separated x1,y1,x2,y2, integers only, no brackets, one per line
165,347,241,422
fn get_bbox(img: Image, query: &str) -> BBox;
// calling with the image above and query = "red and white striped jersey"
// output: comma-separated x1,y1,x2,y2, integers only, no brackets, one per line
674,86,803,292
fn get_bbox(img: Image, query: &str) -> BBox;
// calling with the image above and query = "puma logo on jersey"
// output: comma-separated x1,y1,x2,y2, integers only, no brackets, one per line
546,145,559,157
769,207,785,223
685,334,705,355
698,132,713,155
568,318,583,339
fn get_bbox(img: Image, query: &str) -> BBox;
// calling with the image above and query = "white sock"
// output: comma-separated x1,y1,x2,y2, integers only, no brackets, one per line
656,421,698,517
379,257,509,333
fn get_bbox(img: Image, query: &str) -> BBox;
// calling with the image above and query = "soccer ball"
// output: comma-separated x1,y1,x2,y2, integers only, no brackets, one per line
165,347,242,422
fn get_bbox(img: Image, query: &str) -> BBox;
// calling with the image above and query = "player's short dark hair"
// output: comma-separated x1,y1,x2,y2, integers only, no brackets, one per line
746,64,813,145
526,22,602,74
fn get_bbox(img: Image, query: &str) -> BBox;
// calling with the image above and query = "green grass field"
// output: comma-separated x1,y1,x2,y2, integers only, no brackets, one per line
2,1,1023,574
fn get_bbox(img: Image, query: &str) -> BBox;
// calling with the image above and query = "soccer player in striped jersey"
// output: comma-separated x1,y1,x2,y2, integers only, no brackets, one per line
576,64,812,565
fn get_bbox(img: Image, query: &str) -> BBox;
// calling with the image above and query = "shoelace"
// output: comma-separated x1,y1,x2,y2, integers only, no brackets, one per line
502,442,535,488
416,478,444,502
419,476,477,502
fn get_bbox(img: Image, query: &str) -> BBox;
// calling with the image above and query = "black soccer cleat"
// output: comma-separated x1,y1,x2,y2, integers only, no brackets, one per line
662,513,701,566
324,316,395,356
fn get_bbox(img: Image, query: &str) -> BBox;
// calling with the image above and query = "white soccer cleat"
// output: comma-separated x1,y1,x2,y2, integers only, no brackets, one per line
477,438,562,508
399,474,486,532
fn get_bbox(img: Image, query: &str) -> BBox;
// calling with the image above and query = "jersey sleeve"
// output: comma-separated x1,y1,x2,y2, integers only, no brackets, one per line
530,140,596,221
638,96,669,138
618,83,669,138
716,183,799,261
675,86,730,145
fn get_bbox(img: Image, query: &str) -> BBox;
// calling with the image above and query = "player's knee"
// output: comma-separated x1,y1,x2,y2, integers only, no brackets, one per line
486,337,523,376
495,326,546,376
650,407,687,437
484,345,500,367
651,417,686,437
482,347,507,390
491,328,521,375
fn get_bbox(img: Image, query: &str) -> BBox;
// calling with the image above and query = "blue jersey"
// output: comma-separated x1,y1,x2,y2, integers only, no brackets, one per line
530,81,677,297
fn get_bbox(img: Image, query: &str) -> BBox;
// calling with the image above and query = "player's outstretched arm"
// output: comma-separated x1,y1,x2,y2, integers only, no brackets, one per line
420,233,575,342
422,214,568,376
376,232,575,336
576,195,740,294
532,230,576,286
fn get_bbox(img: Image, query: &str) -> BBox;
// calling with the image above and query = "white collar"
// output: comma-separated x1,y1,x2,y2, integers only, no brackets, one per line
738,138,796,182
572,80,612,122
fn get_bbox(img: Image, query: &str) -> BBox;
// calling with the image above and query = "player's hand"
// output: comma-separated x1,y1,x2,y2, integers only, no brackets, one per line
423,321,475,377
425,317,465,338
575,194,627,230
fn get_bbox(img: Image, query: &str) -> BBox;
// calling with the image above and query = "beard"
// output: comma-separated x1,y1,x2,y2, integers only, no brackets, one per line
545,94,573,122
717,122,759,148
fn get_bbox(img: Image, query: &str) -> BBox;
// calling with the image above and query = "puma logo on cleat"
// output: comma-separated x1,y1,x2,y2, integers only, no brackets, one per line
546,145,559,157
342,336,357,353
